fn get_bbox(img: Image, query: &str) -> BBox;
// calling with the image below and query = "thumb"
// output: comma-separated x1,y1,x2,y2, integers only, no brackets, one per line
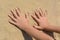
33,25,43,30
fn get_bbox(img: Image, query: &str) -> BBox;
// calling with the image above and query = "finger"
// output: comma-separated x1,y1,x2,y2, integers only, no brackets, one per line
9,20,17,26
10,9,18,18
25,13,27,18
34,10,40,18
10,10,16,18
8,14,17,22
39,8,44,16
25,12,30,18
17,8,24,17
25,12,30,21
17,8,21,12
44,10,47,16
15,8,21,17
33,25,43,30
31,14,39,23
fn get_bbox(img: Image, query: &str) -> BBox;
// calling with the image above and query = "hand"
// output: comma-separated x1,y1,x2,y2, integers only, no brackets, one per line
31,8,50,30
8,8,55,40
8,8,31,30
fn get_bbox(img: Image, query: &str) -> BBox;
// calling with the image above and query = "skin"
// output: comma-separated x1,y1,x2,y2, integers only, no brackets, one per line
31,8,60,33
8,8,54,40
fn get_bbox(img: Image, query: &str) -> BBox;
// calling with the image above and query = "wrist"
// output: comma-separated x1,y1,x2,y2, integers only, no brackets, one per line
44,24,54,31
43,24,51,30
22,25,32,31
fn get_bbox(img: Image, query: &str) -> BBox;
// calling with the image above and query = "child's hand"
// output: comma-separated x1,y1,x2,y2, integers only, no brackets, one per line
31,8,50,30
8,8,31,30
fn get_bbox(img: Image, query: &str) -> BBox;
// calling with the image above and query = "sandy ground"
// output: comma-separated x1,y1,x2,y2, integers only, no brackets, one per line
0,0,60,40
